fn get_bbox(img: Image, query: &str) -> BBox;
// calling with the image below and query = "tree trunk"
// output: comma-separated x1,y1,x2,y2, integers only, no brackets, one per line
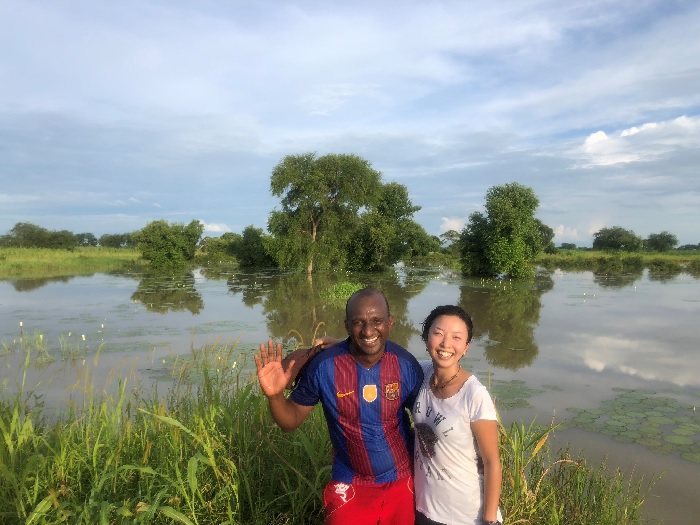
307,219,318,277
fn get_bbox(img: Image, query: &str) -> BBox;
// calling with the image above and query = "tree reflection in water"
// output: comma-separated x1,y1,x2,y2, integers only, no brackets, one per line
225,270,430,349
9,275,75,292
592,269,644,288
131,271,204,314
459,273,553,370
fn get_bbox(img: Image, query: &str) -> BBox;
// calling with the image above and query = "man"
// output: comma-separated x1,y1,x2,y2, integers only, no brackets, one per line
255,287,423,524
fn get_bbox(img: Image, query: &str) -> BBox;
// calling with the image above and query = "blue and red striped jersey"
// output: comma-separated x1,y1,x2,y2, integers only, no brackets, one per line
290,339,423,485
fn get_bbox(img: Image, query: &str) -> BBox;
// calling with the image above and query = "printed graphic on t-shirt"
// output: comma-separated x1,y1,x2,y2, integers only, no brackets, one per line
413,403,456,481
415,423,437,457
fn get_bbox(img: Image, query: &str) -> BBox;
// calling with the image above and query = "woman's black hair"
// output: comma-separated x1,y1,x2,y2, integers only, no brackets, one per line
420,305,474,344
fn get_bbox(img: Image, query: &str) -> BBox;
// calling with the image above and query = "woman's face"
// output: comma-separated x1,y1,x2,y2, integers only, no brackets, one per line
426,314,470,367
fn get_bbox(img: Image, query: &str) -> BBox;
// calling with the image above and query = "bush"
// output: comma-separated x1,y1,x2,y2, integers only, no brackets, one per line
133,220,204,268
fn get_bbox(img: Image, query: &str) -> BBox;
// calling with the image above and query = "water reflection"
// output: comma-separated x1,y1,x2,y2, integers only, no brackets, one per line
224,270,429,348
131,271,204,314
459,274,553,370
9,275,76,292
592,269,643,288
648,267,684,283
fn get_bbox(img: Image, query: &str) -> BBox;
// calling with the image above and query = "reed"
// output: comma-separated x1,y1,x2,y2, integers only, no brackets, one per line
0,340,655,524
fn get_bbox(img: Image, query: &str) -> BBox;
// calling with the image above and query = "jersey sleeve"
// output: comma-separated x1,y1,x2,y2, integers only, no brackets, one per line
289,358,321,407
404,352,425,407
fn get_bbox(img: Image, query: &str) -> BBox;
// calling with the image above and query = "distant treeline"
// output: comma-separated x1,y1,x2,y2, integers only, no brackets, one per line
0,222,136,249
2,159,697,280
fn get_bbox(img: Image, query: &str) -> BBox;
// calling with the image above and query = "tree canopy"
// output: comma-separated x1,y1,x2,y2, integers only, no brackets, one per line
645,231,678,252
234,225,277,268
99,233,136,249
0,222,78,249
345,182,435,271
438,230,462,257
460,182,544,278
592,226,643,252
267,153,383,274
132,220,204,268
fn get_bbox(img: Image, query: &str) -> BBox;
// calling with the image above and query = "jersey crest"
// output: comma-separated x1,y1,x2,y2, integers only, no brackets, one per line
385,382,400,401
363,384,378,402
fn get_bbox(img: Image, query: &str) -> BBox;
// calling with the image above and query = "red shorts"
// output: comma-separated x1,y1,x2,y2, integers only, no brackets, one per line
323,477,415,525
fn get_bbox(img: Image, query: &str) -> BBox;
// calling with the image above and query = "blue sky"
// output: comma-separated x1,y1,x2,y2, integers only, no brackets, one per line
1,0,699,246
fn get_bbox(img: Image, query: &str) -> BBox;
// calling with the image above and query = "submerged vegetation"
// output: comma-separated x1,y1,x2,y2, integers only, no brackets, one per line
0,339,658,525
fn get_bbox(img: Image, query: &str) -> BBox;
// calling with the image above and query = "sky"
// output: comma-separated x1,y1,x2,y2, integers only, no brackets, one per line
1,0,699,247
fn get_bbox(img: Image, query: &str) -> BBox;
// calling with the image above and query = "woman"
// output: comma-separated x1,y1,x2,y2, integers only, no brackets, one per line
413,305,502,525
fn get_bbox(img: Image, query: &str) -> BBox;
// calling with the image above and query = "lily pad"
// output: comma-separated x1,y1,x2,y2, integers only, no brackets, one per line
664,435,694,445
680,452,700,463
647,416,674,425
672,428,698,437
605,419,627,428
613,435,635,443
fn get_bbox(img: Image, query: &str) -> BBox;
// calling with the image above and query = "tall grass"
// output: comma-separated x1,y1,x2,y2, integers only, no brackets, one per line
0,342,330,524
535,250,699,274
0,342,656,524
499,418,657,524
0,247,142,278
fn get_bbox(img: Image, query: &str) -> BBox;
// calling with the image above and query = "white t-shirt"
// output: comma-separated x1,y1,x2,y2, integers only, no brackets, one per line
413,361,503,525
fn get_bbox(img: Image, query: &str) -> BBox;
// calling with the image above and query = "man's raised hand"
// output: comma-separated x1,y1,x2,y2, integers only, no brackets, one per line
254,340,295,398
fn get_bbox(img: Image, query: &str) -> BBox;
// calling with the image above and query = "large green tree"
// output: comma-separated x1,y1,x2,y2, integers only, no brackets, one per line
346,182,432,271
132,219,204,268
592,226,643,252
267,153,382,275
460,182,545,278
645,231,678,252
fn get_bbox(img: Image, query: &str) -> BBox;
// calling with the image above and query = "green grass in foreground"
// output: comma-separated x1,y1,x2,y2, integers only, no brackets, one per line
0,342,657,525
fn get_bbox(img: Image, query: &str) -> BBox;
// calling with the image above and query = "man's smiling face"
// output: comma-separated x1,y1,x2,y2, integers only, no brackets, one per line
345,291,393,367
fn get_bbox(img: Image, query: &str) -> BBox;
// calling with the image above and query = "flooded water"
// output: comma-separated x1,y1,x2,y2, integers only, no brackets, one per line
1,266,698,523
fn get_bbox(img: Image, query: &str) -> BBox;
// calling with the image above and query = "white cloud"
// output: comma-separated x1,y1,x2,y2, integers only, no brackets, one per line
580,114,700,167
552,224,578,242
620,122,658,137
200,222,231,234
439,217,466,234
